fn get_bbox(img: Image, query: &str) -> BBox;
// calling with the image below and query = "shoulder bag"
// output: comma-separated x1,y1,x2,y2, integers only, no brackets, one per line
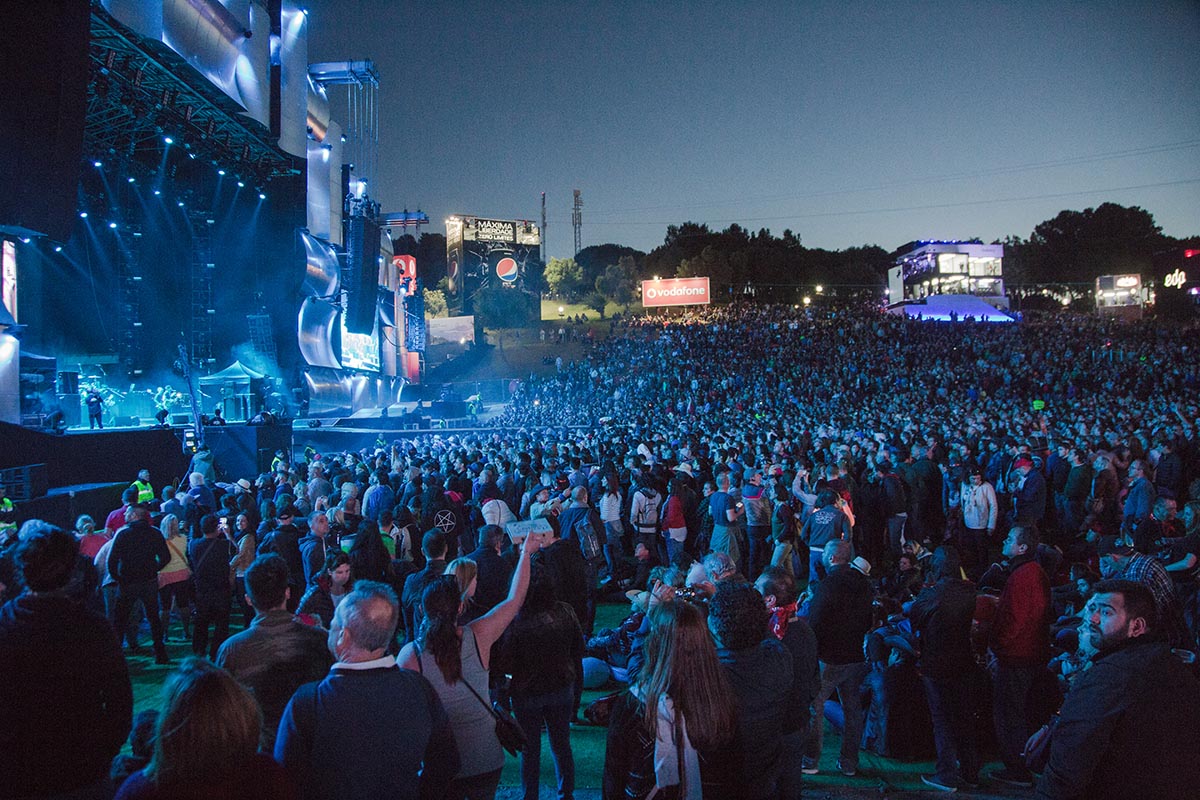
416,645,528,756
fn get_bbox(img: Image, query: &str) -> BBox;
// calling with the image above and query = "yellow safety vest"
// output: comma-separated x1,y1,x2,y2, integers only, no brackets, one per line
132,480,155,504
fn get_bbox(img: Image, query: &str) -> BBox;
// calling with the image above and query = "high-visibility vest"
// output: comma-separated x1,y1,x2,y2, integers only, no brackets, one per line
132,480,155,504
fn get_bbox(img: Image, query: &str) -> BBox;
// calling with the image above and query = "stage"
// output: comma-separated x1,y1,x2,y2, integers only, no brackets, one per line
0,420,292,531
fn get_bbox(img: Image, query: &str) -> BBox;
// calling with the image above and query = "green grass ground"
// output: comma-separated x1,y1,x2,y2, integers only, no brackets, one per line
127,603,1016,798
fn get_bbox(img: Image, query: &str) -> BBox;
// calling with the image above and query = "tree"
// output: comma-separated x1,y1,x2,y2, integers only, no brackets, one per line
582,291,607,318
1027,203,1164,284
595,255,639,307
423,287,447,318
543,257,584,299
678,245,733,296
576,244,645,289
473,287,536,329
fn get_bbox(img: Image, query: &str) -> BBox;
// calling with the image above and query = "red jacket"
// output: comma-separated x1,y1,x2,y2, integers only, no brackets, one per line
989,554,1051,667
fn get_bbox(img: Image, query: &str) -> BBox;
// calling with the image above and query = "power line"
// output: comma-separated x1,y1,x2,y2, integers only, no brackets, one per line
549,177,1200,227
588,138,1200,217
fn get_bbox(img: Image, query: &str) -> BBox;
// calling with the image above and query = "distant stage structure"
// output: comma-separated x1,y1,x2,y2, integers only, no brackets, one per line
889,241,1008,310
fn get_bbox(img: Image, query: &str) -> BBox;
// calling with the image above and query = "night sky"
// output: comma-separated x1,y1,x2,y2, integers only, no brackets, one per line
303,0,1200,258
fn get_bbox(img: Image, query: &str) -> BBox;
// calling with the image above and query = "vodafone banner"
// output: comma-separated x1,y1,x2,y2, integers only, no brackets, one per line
641,276,711,307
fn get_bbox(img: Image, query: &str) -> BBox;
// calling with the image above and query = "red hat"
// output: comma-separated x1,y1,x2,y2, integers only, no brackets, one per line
1013,456,1034,469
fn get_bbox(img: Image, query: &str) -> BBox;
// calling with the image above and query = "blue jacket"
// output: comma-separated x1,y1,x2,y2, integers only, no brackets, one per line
1013,469,1047,526
275,664,459,800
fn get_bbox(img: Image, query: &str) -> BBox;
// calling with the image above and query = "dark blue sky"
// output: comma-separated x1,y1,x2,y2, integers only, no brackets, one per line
304,0,1200,258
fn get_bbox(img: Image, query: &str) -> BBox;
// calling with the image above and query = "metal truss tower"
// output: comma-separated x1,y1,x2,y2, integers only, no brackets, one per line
572,189,582,256
188,212,215,369
115,225,144,376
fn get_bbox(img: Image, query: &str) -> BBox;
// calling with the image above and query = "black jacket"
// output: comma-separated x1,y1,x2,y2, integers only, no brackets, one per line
260,523,304,587
0,594,132,798
188,536,236,603
467,545,513,616
107,520,169,585
401,558,446,639
534,538,588,627
908,577,977,680
808,564,873,665
495,600,583,697
779,618,820,735
1036,638,1200,800
717,639,793,800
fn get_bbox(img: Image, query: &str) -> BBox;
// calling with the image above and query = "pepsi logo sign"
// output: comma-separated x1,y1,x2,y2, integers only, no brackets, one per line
496,257,518,282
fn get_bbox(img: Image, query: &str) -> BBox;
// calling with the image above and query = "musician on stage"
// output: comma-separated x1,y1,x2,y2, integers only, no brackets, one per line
85,388,104,429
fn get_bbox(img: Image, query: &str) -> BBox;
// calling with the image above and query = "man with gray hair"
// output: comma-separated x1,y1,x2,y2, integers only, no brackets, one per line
275,580,459,800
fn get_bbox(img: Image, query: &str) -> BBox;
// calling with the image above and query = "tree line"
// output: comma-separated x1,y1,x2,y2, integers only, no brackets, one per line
398,202,1198,318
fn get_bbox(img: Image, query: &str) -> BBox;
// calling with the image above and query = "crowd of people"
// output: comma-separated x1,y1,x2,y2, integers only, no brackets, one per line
3,301,1200,799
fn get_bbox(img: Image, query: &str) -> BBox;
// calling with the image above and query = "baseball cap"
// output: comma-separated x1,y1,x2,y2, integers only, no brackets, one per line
1013,456,1034,469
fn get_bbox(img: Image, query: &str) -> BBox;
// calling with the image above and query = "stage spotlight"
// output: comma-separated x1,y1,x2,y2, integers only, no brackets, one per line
54,246,62,253
258,192,266,200
79,211,88,218
108,222,117,229
93,160,102,168
127,176,135,183
163,136,173,145
153,189,161,196
178,201,185,207
188,152,196,159
217,169,226,176
237,180,245,188
20,237,30,244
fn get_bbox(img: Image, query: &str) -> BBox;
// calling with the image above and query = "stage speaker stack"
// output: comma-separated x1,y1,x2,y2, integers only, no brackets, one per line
344,214,381,334
56,395,80,427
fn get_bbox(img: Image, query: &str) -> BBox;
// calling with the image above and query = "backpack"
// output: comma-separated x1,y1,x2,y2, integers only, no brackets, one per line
571,513,603,562
633,488,661,533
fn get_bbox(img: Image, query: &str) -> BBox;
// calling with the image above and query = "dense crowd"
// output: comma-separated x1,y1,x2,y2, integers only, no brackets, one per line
3,301,1200,800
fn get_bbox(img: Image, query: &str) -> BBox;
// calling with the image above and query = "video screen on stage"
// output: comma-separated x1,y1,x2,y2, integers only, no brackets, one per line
339,294,380,372
445,216,541,317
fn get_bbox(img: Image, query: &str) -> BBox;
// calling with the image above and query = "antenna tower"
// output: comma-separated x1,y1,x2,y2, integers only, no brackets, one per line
572,189,582,256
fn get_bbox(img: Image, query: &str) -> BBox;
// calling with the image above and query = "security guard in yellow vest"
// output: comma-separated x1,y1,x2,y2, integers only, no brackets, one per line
131,469,155,505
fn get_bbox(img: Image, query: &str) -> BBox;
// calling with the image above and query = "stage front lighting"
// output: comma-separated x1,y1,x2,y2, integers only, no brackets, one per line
259,192,266,200
178,201,185,207
108,222,117,229
93,160,102,168
153,190,161,196
163,136,173,145
127,177,135,183
54,246,62,252
20,238,30,244
218,169,226,176
79,212,88,218
237,181,245,188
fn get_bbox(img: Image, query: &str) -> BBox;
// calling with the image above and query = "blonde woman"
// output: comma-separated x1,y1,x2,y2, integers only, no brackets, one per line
157,513,193,641
75,514,109,559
